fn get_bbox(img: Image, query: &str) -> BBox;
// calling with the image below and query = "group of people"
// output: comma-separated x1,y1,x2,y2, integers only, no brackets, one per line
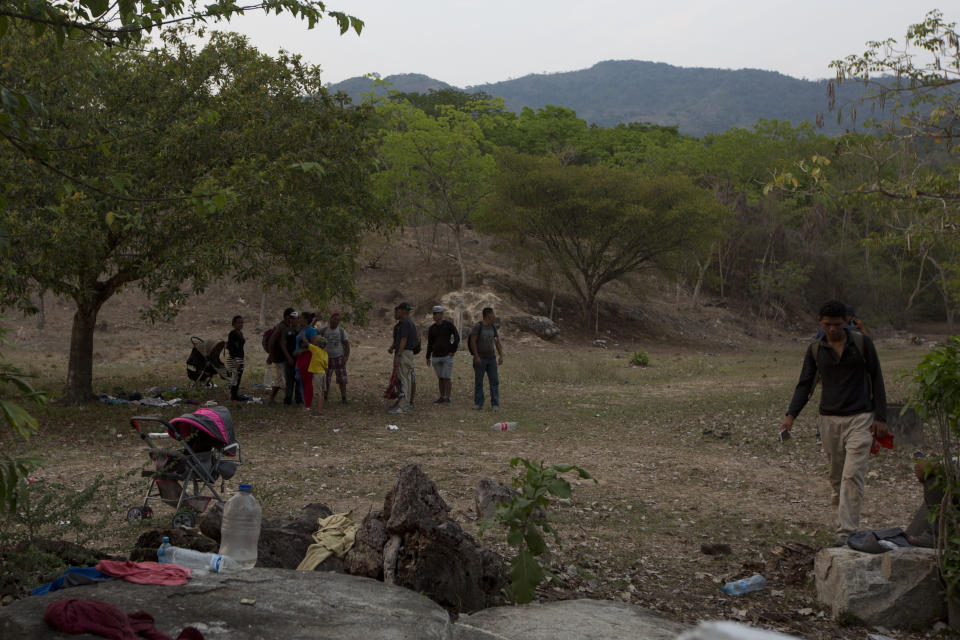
387,303,504,415
224,302,504,417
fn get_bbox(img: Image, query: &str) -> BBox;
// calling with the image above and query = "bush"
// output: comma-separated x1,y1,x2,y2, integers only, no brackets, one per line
630,350,650,367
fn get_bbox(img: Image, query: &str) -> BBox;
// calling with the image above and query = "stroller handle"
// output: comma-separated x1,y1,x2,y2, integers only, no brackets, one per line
130,415,183,447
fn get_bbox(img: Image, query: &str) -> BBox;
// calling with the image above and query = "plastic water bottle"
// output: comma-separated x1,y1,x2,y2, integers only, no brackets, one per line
490,422,517,431
157,536,240,572
721,574,766,596
219,483,262,569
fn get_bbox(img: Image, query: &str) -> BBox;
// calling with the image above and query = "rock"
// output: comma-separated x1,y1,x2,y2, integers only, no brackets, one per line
0,568,454,639
516,315,560,340
198,500,223,542
475,478,518,520
344,509,388,579
886,402,924,445
382,464,505,613
454,599,687,639
257,502,336,571
814,546,944,628
593,339,608,348
678,621,800,639
130,527,218,562
699,543,731,556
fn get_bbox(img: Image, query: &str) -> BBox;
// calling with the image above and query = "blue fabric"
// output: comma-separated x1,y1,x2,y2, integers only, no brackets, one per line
31,567,112,596
298,326,318,350
473,357,500,407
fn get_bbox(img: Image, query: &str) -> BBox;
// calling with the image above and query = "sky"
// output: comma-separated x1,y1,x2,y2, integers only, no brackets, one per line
219,1,946,87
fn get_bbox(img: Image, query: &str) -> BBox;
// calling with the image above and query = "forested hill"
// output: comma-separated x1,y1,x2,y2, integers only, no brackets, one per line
328,60,865,137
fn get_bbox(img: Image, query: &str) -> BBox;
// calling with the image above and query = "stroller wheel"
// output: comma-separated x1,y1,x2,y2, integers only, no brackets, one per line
172,509,196,528
126,507,144,525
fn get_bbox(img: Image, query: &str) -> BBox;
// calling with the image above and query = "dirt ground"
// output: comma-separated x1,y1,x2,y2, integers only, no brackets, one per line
1,233,953,639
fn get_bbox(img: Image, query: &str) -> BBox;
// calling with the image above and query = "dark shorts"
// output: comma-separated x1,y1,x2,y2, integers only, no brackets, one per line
328,355,348,385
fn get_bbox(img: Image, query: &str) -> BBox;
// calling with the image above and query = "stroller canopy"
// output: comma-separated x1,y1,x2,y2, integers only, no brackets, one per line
168,407,237,454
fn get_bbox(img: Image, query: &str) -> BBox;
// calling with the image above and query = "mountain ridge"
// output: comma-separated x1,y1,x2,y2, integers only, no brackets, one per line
328,59,859,137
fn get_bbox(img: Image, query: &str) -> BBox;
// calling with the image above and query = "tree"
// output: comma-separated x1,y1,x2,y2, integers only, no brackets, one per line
479,151,729,326
373,100,495,289
0,30,383,402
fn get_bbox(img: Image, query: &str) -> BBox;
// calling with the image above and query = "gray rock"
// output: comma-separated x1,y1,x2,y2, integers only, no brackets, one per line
198,500,224,542
344,509,388,579
516,315,560,340
0,568,453,639
678,621,800,639
454,599,687,640
814,546,944,628
475,478,518,520
257,502,336,571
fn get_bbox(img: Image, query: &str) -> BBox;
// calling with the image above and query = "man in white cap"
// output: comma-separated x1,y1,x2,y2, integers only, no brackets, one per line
425,305,460,404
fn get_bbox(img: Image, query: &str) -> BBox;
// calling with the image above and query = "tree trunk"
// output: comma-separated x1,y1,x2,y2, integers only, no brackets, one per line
259,292,267,328
64,301,102,404
36,289,46,330
453,224,467,290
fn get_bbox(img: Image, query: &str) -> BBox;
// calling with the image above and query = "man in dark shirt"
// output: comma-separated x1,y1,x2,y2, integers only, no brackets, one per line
388,302,418,414
426,305,460,404
780,299,888,546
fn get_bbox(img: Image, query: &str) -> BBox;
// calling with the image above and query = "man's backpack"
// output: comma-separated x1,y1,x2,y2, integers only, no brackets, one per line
468,322,496,356
810,330,865,362
261,327,275,352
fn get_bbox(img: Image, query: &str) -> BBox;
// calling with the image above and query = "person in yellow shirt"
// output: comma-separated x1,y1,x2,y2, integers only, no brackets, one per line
306,335,329,417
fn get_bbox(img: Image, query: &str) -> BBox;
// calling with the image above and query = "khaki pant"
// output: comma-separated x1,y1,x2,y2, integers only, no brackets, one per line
397,350,415,408
819,412,874,535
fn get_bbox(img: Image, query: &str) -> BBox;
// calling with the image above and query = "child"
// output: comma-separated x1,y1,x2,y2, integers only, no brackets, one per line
306,334,329,417
226,315,245,406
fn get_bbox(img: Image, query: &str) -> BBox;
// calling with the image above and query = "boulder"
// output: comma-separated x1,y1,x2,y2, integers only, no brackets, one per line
475,478,518,520
129,527,218,562
814,546,943,628
454,599,687,640
0,568,454,640
344,509,388,579
516,315,560,340
257,502,336,571
198,500,223,542
678,621,800,639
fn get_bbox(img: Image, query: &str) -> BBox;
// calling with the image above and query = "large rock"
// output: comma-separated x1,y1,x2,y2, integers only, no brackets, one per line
0,568,454,639
257,502,336,570
454,599,687,640
475,478,518,520
814,546,944,628
515,315,560,340
343,464,505,613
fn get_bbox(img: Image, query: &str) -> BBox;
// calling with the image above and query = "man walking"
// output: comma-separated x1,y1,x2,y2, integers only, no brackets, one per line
469,307,503,411
282,310,303,406
322,313,351,404
780,299,888,546
388,302,418,414
426,305,460,404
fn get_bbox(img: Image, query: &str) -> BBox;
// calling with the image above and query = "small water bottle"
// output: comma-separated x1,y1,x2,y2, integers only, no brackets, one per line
490,422,517,431
721,574,766,596
157,538,240,572
157,536,172,563
219,483,262,570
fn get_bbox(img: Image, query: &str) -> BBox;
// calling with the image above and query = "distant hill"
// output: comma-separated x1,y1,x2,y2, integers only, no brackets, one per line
328,60,867,137
327,73,453,100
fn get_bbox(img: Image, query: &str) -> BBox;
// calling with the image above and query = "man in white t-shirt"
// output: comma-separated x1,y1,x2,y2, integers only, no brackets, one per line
322,313,351,403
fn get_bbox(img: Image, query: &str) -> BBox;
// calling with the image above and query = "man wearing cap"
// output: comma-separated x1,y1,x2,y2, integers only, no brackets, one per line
388,302,418,414
322,313,351,404
426,305,460,404
265,308,297,406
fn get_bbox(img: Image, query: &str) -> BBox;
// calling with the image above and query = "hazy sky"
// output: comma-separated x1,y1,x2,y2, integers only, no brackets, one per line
220,1,945,87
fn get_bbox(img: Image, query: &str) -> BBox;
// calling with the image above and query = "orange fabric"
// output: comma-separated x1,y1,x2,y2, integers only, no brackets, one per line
94,560,191,586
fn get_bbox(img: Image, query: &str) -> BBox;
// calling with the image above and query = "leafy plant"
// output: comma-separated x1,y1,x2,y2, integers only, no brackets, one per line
0,474,111,548
906,337,960,598
480,458,594,604
630,350,650,367
0,322,46,515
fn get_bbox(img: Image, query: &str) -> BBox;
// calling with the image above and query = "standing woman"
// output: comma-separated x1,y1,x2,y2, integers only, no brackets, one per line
226,315,245,406
295,312,320,412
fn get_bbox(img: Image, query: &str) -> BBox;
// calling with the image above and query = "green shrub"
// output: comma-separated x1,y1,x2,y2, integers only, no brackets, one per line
630,350,650,367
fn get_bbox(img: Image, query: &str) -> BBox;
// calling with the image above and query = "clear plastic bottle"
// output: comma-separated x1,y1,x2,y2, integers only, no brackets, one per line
157,536,240,572
490,421,517,431
219,483,262,569
721,574,766,596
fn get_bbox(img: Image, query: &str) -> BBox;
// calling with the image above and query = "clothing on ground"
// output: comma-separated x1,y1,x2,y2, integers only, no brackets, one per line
787,328,887,422
296,512,359,571
322,326,349,359
426,320,460,358
94,560,192,586
32,567,112,596
470,322,498,358
44,598,204,640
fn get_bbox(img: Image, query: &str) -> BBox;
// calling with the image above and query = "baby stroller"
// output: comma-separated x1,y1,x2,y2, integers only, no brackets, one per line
126,406,241,528
186,336,230,389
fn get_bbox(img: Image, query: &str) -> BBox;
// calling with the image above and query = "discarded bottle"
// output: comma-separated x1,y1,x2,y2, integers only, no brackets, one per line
219,483,262,569
490,422,517,432
721,574,766,596
157,536,240,572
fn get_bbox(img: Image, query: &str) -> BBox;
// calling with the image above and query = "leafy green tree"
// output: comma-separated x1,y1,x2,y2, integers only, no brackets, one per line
0,30,382,403
480,151,729,326
374,100,495,289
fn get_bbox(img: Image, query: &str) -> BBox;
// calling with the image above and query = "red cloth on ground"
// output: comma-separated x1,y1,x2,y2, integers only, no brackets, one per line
94,560,191,586
45,599,205,640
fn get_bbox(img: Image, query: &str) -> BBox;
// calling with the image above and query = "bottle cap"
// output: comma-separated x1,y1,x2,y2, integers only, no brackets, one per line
162,537,169,543
238,483,252,492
